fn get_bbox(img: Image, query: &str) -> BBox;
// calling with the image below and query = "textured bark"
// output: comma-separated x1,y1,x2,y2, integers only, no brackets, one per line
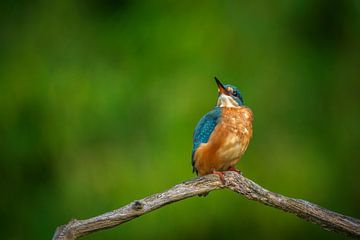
53,172,360,240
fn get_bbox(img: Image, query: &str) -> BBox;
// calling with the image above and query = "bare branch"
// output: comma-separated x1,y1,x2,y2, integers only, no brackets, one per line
52,172,360,240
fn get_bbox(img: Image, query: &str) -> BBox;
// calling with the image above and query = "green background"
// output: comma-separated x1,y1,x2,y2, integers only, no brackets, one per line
1,0,359,239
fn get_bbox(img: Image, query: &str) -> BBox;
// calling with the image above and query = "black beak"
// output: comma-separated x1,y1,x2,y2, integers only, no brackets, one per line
214,77,228,95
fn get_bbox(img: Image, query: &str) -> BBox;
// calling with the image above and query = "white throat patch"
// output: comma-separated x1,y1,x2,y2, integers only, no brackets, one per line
217,94,239,108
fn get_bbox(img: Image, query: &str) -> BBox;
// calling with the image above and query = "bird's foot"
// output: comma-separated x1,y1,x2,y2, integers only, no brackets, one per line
227,167,242,175
212,170,226,184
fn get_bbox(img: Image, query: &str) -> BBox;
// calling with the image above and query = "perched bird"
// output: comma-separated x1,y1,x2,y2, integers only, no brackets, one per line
192,77,253,182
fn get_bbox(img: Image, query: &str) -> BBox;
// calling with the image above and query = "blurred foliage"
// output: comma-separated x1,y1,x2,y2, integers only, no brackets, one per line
0,0,359,239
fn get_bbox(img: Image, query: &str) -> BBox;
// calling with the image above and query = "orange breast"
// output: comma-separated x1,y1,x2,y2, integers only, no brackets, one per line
194,107,253,176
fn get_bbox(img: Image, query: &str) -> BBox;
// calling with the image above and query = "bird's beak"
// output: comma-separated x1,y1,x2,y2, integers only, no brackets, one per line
215,77,229,95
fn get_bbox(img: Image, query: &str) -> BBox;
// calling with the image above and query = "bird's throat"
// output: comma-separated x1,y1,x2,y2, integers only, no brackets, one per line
217,94,239,108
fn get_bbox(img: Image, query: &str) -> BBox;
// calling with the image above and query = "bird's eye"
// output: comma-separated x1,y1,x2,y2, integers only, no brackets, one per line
232,91,237,97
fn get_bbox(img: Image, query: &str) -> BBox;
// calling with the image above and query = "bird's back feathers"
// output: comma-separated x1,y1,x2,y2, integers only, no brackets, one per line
191,107,221,173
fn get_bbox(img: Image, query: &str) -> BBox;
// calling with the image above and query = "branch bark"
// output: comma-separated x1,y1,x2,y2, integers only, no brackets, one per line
52,172,360,240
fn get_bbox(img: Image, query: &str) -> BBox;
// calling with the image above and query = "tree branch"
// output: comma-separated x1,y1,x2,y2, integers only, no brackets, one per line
52,172,360,240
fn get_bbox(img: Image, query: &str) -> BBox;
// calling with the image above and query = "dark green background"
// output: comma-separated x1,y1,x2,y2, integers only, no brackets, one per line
1,0,359,239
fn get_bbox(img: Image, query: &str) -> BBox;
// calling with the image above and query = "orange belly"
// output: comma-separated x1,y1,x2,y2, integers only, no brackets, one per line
194,107,253,176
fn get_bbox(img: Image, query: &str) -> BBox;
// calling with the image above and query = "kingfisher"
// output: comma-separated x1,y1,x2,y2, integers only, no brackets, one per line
191,77,253,183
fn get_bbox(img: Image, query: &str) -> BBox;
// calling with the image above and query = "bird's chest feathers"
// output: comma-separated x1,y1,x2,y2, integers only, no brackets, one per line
220,107,252,136
214,107,253,160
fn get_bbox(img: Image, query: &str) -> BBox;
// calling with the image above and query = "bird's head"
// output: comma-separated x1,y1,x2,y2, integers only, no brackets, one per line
215,77,244,107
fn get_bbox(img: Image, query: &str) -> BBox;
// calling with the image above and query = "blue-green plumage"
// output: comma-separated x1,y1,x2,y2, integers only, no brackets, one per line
191,107,221,173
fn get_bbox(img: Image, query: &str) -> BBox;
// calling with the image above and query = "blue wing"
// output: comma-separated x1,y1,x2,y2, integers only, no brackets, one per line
192,107,221,173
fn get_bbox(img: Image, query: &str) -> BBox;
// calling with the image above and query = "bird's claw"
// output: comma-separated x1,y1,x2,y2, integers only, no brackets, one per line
212,170,226,184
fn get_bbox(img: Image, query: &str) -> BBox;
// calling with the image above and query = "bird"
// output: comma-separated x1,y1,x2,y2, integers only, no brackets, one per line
191,77,253,183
